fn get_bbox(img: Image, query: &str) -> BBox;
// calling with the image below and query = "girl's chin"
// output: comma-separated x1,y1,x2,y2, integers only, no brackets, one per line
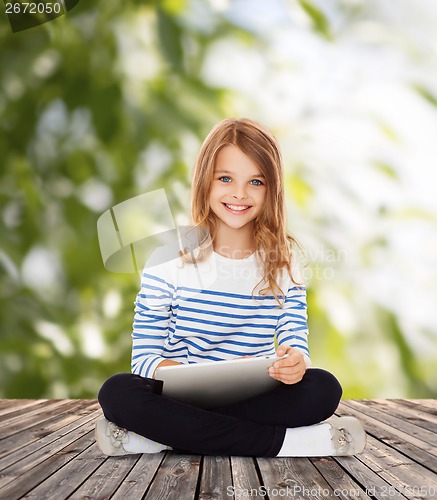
216,218,256,230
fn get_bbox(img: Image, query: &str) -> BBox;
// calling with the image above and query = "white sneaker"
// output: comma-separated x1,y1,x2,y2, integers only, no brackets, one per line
95,416,137,456
329,416,367,456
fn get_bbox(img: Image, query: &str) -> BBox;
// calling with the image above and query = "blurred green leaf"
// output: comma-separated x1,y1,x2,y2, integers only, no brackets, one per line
286,172,313,207
413,84,437,107
298,0,331,40
157,8,184,72
374,162,398,179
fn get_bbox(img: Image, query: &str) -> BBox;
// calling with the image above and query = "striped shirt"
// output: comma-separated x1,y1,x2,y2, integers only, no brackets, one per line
131,248,310,379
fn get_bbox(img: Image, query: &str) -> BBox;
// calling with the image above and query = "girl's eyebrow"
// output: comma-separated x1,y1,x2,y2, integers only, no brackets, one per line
215,169,265,178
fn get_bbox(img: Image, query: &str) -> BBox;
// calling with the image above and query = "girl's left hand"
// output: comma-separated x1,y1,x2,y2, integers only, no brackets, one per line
268,345,306,384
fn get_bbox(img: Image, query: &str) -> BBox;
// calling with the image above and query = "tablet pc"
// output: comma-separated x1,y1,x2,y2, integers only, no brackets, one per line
155,354,287,409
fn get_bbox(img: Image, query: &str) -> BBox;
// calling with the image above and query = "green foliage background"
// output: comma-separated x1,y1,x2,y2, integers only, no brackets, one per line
1,0,436,399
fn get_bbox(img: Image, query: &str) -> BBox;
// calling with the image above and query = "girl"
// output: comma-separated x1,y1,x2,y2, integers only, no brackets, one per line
96,118,366,457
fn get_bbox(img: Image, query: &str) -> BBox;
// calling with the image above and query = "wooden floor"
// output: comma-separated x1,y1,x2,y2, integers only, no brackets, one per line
0,399,436,499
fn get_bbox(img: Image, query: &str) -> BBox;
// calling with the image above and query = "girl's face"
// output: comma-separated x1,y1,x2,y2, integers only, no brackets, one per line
209,145,267,232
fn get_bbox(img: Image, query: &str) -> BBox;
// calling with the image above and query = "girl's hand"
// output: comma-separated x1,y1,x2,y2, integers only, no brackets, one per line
268,345,306,384
153,360,181,379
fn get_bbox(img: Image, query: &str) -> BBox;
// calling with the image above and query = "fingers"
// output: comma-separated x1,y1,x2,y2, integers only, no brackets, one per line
276,346,285,356
268,364,305,384
275,346,302,368
269,345,306,384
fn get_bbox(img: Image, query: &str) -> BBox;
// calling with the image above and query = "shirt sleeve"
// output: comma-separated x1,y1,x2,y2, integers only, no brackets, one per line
276,282,311,367
131,260,175,379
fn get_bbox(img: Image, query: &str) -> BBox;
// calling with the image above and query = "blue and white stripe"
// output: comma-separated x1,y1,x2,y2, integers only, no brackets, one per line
131,251,310,378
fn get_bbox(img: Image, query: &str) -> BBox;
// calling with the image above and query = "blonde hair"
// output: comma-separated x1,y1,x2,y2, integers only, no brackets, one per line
183,117,302,307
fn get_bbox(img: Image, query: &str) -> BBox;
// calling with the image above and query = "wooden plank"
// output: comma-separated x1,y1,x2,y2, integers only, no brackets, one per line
0,415,98,488
0,400,79,439
0,400,62,422
198,455,232,500
393,399,437,419
355,436,437,500
333,456,406,500
68,446,141,500
337,401,437,472
368,399,437,434
409,400,437,412
22,442,108,499
111,452,166,499
0,400,48,417
340,400,437,455
256,457,334,499
0,400,99,463
230,456,263,500
0,400,18,410
0,429,96,499
0,419,97,492
342,400,437,448
0,402,99,472
142,452,201,500
310,457,369,499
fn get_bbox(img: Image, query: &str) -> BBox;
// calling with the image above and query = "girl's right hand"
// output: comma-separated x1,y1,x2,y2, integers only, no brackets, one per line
153,359,181,378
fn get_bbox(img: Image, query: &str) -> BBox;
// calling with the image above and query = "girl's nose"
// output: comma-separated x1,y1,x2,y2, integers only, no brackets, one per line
232,184,248,199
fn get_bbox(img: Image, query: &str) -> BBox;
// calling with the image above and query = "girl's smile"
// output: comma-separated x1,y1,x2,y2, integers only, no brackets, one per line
221,202,253,214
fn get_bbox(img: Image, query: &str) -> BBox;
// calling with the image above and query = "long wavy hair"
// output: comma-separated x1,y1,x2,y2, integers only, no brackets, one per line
183,117,302,307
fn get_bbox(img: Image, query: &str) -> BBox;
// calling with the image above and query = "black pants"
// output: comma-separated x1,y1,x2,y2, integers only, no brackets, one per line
98,368,342,457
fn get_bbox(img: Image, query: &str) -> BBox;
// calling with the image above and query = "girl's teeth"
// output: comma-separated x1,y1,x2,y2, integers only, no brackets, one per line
226,204,249,211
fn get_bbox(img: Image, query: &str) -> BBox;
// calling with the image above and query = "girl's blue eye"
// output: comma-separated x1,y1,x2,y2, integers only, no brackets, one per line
217,176,264,186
